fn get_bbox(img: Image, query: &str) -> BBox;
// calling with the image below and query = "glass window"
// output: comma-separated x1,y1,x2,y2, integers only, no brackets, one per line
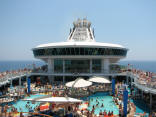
65,60,90,73
54,59,63,73
92,59,101,73
33,47,127,56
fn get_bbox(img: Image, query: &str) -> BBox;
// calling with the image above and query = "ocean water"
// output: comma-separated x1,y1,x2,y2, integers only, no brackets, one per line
120,61,156,73
0,60,156,73
0,60,45,72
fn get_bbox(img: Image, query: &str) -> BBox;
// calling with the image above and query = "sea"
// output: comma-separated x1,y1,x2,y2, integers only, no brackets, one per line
0,60,156,73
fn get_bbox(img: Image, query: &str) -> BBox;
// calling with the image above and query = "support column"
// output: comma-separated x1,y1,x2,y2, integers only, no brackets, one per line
150,93,152,111
101,59,104,73
112,78,115,96
126,74,128,85
11,78,13,88
27,77,31,93
130,77,133,86
48,58,54,73
103,59,110,74
19,77,21,87
141,90,143,99
48,58,54,85
90,59,92,74
123,89,128,117
63,76,65,84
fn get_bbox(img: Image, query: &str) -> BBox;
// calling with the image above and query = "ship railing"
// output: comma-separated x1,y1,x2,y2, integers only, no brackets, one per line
133,82,156,94
0,71,32,84
128,71,156,93
31,69,122,74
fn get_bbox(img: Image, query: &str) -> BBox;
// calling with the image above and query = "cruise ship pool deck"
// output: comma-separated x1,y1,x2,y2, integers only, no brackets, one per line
7,94,45,113
0,81,154,117
0,69,156,117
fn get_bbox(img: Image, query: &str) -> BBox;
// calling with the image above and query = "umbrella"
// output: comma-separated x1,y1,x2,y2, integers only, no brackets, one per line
89,76,111,83
23,97,82,103
65,78,92,88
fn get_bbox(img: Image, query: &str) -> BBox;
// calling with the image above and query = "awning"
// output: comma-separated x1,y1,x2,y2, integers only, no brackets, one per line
89,76,111,83
23,96,82,103
65,78,92,88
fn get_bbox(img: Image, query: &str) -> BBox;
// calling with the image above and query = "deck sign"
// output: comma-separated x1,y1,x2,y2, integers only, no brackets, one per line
123,89,128,117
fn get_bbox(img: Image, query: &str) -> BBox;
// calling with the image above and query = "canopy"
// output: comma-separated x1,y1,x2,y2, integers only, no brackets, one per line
23,97,82,103
65,78,92,88
89,76,111,83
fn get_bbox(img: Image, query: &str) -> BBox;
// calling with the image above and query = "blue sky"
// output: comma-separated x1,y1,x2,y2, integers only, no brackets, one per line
0,0,156,61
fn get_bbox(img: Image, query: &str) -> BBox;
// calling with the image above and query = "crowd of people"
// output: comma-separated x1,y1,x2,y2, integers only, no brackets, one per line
0,63,156,116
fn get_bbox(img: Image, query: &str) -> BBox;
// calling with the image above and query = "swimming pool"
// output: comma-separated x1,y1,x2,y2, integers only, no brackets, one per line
7,94,45,112
81,92,119,116
130,99,150,117
127,87,150,116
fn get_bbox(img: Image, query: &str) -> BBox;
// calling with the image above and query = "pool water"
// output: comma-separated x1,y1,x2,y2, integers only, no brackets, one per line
127,87,150,116
130,99,150,116
7,94,45,112
81,92,119,116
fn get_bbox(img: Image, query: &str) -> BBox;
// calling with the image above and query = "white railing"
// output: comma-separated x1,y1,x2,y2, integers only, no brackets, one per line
0,71,31,87
128,71,156,94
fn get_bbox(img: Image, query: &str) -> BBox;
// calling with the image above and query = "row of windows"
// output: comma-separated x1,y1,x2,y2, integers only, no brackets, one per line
54,59,102,73
33,47,127,56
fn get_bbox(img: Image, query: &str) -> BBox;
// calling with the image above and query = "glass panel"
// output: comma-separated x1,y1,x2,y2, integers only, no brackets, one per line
92,59,101,73
65,60,90,73
54,59,63,73
80,48,84,55
75,48,79,55
54,76,63,81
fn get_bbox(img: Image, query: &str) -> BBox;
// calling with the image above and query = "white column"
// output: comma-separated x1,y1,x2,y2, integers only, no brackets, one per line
130,76,133,85
126,73,128,85
63,76,65,84
48,58,54,85
48,58,54,73
104,59,110,74
90,59,92,74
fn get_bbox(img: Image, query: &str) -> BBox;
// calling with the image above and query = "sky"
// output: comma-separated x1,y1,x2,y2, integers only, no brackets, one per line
0,0,156,61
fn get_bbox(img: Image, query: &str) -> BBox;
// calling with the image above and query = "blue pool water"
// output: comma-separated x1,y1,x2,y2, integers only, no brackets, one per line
8,94,45,112
81,92,119,115
130,99,150,116
81,92,150,116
